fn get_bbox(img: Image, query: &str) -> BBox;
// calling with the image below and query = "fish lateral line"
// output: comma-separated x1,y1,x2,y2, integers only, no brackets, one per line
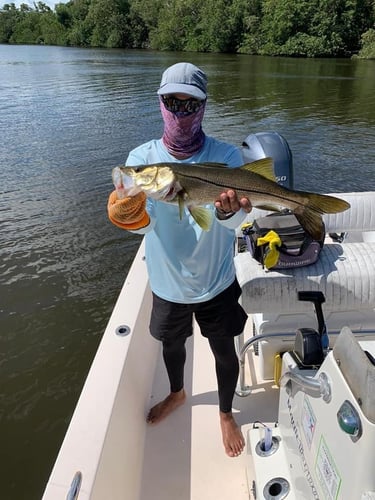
177,176,246,193
175,171,308,207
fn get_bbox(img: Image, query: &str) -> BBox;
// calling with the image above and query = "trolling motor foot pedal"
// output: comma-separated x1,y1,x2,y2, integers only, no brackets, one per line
293,291,328,368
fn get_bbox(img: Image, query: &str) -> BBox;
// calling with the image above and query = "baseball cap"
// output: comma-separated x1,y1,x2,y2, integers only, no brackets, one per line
157,62,207,100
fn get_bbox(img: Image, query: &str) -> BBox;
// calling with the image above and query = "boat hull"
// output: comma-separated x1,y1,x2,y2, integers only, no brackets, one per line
43,239,158,500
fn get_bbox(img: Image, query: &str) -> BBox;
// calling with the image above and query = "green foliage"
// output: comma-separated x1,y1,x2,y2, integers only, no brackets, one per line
236,0,263,54
147,0,190,51
38,11,67,44
259,0,373,56
130,0,162,31
9,10,42,44
276,33,332,58
0,3,18,42
86,0,122,47
66,20,90,46
55,3,73,29
356,28,375,59
0,0,374,57
125,8,148,48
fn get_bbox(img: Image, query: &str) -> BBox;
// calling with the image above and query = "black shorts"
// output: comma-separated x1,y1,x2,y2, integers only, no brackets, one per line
149,279,248,342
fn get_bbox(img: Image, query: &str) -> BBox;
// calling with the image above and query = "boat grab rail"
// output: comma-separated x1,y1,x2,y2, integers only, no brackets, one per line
66,471,82,500
235,329,375,397
280,370,331,402
235,332,295,396
237,331,331,401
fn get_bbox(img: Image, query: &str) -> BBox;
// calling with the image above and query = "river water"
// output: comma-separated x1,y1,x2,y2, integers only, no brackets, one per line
0,45,374,499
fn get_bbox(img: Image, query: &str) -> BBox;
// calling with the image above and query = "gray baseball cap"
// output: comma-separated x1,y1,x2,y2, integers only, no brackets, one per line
157,62,207,100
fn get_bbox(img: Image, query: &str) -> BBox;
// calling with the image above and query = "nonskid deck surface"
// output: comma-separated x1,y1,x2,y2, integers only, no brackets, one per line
139,319,279,500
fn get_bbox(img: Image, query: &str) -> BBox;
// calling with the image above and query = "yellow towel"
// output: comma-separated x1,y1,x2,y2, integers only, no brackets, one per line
257,230,282,269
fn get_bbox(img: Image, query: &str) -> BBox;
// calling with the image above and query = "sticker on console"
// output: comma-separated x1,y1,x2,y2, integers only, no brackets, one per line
301,395,316,449
315,436,342,499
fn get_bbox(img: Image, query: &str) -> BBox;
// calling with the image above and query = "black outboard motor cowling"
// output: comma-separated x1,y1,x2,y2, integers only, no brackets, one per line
242,132,294,189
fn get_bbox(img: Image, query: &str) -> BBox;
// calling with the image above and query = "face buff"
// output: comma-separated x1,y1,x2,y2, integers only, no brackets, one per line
160,98,206,160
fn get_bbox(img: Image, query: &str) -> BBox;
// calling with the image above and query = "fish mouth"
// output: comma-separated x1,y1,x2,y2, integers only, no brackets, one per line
164,185,177,201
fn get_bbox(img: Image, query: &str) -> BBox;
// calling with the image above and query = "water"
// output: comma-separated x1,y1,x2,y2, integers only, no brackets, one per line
0,45,374,499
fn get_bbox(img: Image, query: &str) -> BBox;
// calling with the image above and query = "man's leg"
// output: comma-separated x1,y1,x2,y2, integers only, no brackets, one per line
147,294,192,424
147,336,187,424
208,336,245,457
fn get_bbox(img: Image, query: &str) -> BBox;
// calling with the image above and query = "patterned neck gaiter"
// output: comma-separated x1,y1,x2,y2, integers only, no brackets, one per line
160,99,206,160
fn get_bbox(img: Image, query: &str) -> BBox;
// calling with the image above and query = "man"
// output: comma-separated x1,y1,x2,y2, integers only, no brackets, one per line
108,62,252,457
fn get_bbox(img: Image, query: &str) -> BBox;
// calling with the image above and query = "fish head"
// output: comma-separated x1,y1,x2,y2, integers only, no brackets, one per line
116,165,177,200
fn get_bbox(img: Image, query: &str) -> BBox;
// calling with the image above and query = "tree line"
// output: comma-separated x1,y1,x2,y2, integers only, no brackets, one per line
1,0,374,58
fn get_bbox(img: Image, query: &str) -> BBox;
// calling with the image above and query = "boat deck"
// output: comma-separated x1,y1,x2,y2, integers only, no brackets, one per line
42,193,375,500
139,319,279,500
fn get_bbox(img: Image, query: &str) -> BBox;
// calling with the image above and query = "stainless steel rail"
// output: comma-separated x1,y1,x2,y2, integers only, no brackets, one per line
235,329,375,397
235,332,296,396
280,370,331,402
67,471,82,500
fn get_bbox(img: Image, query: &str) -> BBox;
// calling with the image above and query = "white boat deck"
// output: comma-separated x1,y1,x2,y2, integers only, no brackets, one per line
42,241,279,500
140,319,279,500
43,191,375,500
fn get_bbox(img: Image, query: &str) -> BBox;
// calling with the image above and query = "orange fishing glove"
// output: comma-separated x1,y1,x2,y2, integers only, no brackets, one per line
107,191,150,230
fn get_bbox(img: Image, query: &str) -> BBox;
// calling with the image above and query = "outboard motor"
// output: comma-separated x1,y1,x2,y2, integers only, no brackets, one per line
242,132,294,189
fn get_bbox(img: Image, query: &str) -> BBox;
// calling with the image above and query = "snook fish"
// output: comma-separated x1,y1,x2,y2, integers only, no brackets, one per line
112,158,350,239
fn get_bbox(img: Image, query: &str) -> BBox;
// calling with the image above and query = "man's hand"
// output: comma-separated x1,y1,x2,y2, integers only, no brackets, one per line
215,189,252,215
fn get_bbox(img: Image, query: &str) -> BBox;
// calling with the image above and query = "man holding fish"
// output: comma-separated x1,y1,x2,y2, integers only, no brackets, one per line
107,62,349,458
108,61,253,458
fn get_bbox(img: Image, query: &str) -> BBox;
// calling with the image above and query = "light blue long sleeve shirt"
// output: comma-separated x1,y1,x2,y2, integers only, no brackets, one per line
126,136,247,303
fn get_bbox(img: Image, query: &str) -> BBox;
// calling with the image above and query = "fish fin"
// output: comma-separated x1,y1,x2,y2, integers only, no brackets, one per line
294,209,326,240
255,204,284,212
178,195,185,220
189,206,213,231
241,158,276,181
293,193,350,240
177,192,212,230
112,167,122,188
298,192,351,215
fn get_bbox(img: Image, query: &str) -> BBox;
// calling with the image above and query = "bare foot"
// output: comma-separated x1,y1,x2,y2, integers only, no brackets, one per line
147,389,186,424
220,411,245,457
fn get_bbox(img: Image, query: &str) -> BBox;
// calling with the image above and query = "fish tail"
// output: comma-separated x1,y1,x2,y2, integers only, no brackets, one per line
294,192,350,239
294,209,325,240
301,192,351,214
